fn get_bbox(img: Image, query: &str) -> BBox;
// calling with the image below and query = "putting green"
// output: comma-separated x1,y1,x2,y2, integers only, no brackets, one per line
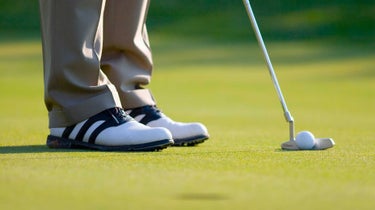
0,39,374,210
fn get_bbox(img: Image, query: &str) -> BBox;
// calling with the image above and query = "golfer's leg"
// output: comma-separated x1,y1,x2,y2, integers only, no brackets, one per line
39,0,173,151
101,0,155,109
101,0,209,146
39,0,122,128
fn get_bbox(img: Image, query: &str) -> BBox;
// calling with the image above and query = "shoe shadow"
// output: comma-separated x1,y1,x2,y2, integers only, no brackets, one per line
0,145,86,154
274,148,299,152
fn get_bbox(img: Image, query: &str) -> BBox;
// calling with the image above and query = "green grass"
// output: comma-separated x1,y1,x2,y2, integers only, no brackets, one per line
0,38,374,210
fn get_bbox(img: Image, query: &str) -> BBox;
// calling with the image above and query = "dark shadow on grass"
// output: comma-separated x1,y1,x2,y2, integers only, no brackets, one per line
274,148,329,152
274,148,298,152
0,145,171,154
0,145,88,154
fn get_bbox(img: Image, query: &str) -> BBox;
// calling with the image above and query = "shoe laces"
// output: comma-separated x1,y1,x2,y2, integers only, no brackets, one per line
108,107,133,124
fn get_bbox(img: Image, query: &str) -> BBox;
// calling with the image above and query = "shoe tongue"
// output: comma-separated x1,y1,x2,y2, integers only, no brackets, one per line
148,105,161,113
145,105,163,118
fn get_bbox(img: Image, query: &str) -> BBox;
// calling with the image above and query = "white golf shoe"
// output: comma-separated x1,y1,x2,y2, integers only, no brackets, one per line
47,107,173,151
126,105,209,146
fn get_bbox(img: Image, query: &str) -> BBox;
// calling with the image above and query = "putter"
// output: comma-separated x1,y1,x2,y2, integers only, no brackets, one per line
242,0,335,150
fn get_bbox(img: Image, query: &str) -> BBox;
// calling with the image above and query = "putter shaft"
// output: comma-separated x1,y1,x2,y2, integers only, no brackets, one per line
242,0,295,140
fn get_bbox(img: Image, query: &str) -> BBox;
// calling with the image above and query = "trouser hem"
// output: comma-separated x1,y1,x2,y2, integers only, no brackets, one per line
48,90,121,128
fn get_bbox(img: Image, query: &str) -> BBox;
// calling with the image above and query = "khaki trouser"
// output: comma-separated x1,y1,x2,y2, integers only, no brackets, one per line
39,0,156,128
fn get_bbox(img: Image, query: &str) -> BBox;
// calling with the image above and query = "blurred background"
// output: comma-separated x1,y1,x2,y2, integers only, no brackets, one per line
0,2,374,209
0,0,374,43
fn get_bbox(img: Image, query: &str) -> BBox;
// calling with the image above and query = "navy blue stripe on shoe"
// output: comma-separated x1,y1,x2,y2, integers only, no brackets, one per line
128,105,162,125
87,108,133,143
75,114,109,141
71,107,130,142
57,108,133,144
88,119,117,144
62,124,76,139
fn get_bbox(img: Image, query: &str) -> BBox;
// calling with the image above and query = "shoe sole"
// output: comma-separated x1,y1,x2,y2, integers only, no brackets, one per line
173,135,209,147
46,135,173,152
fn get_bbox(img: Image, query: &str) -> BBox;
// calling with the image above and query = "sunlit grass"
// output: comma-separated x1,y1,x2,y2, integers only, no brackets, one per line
0,39,374,210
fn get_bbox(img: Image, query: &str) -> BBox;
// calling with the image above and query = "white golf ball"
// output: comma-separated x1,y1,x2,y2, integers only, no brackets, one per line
295,131,316,149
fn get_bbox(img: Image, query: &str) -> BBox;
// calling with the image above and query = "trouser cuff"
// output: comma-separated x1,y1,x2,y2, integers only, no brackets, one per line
48,90,121,128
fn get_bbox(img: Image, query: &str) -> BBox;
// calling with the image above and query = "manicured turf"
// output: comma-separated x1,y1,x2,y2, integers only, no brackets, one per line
0,39,374,210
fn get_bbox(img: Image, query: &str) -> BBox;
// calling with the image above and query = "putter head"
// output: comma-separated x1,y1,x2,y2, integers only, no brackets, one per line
281,138,335,150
